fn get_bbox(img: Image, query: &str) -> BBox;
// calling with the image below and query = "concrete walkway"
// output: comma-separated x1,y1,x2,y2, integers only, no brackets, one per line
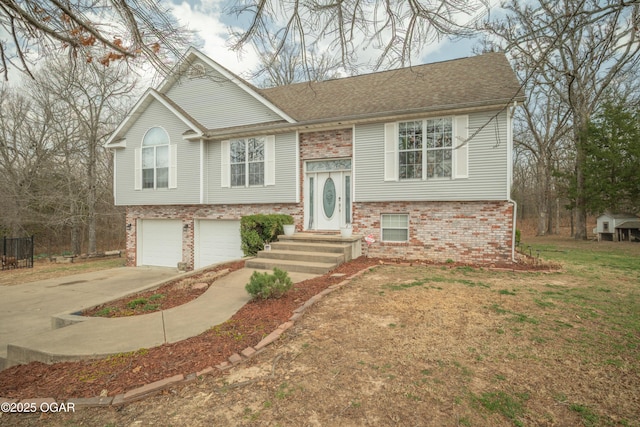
0,266,317,370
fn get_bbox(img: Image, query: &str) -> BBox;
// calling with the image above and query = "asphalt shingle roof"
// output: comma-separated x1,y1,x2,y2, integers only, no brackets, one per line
257,52,524,123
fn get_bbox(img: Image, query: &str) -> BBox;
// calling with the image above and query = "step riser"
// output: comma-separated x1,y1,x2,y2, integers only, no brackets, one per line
245,260,332,275
269,242,348,254
258,251,344,264
250,234,362,274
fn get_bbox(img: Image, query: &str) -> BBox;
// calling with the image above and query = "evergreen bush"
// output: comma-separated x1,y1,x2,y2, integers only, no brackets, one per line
245,267,293,300
240,214,293,256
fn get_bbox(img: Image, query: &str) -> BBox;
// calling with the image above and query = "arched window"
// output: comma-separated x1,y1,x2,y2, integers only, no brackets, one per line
142,127,170,189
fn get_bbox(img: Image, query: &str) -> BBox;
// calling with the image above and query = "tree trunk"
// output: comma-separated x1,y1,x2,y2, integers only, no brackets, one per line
87,135,97,255
574,118,588,240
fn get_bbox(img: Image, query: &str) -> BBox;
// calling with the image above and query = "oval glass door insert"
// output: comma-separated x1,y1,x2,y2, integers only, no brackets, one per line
323,177,336,218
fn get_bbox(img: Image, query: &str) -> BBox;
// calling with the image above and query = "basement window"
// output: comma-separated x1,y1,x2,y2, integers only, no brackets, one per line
381,214,409,242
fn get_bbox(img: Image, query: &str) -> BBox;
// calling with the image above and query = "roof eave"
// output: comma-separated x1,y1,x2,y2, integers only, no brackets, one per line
199,97,525,141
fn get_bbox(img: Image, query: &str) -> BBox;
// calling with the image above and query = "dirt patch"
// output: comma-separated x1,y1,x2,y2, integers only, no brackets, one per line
0,257,125,286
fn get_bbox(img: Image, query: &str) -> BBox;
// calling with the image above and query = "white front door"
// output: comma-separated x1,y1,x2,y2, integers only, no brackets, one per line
307,171,352,231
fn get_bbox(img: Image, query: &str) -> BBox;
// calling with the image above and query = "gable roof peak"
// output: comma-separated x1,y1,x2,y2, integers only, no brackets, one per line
157,46,295,123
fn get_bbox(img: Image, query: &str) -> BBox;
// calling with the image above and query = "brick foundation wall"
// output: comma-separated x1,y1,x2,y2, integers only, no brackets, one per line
352,200,514,264
125,204,303,269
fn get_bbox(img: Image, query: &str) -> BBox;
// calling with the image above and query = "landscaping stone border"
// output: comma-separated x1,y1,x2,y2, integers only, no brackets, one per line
0,265,376,410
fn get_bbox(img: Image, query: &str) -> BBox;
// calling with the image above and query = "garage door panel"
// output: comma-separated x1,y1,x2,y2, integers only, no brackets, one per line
139,220,182,267
195,220,243,269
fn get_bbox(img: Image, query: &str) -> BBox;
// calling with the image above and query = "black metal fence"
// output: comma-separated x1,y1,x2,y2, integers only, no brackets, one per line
1,236,34,270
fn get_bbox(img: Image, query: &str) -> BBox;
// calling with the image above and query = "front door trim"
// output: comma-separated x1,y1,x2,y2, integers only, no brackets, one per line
305,158,352,231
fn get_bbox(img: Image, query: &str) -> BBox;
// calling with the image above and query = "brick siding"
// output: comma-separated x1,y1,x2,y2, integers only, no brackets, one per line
353,200,514,264
125,204,303,268
125,129,514,268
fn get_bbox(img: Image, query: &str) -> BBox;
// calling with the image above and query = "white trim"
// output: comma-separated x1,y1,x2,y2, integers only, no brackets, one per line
104,89,203,148
113,151,118,204
265,135,276,186
159,47,296,124
295,130,301,204
381,213,410,242
200,140,205,203
351,125,357,203
384,122,398,181
220,140,230,188
507,106,514,199
136,218,141,266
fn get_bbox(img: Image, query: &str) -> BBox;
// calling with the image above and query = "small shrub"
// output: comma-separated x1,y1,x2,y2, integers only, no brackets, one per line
240,214,294,256
515,229,521,246
126,298,147,309
245,268,293,300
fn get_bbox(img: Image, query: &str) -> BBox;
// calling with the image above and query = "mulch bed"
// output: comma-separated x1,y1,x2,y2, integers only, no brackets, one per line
82,261,246,317
0,256,555,400
0,257,380,399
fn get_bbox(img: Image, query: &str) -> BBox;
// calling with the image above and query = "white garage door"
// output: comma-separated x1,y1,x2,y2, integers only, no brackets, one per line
138,219,182,267
195,220,243,269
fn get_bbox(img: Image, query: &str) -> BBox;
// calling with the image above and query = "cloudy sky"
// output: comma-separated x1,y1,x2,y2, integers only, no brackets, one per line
168,0,492,80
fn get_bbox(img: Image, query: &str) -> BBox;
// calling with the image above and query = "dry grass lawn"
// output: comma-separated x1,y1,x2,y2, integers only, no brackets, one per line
3,236,640,426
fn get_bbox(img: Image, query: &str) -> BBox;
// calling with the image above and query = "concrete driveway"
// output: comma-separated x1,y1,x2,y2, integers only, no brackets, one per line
0,266,180,369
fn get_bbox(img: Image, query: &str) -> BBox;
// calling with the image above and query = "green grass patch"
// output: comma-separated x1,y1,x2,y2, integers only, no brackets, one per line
126,298,148,309
569,403,599,427
475,391,528,426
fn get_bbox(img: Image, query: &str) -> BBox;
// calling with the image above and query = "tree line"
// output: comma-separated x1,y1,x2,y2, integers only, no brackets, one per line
0,58,138,255
1,0,638,256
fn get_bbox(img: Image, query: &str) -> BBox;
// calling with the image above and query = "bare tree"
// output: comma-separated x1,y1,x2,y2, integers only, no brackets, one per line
484,0,640,239
228,0,491,71
0,0,192,80
0,84,64,239
252,39,343,87
27,56,137,254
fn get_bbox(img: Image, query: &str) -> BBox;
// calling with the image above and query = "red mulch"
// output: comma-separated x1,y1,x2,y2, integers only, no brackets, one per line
82,261,246,317
0,257,380,399
0,256,554,400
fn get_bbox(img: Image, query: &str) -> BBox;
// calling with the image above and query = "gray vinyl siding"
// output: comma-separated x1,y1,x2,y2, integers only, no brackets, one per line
165,61,284,129
206,132,297,204
354,110,509,202
114,100,201,206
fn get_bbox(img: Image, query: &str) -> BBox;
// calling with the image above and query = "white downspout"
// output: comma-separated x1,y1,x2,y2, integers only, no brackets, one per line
507,101,518,262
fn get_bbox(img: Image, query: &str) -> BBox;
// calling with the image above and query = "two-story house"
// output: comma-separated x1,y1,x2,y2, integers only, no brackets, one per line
105,47,524,269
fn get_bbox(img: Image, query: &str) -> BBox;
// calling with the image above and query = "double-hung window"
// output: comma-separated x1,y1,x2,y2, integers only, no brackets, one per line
385,115,467,181
141,127,170,189
221,136,275,188
398,118,452,180
424,118,453,178
399,121,423,179
230,137,265,187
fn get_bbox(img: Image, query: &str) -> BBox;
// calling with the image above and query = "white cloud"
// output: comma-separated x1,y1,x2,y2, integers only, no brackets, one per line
167,0,499,82
170,0,261,77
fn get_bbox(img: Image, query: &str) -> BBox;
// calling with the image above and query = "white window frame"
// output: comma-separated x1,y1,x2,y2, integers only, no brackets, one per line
221,135,275,188
384,115,468,182
381,213,409,242
134,127,177,190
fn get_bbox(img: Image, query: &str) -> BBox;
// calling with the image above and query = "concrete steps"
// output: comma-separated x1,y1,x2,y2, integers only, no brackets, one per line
245,233,362,275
